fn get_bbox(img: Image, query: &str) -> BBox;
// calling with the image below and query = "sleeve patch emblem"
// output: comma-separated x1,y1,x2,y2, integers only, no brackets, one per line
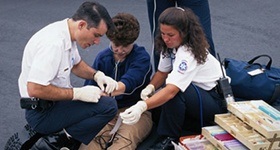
177,60,187,74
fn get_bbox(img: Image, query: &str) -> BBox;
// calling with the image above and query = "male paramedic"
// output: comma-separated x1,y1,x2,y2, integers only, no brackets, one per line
18,1,118,148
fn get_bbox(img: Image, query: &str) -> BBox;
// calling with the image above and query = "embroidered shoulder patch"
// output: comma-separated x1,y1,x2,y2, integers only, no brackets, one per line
177,60,188,74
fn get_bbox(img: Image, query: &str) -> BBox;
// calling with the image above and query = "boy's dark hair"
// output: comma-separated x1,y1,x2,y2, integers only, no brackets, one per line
72,1,114,32
106,13,140,46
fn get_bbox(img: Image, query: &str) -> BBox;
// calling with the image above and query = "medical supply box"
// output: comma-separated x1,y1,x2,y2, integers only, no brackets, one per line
212,100,280,150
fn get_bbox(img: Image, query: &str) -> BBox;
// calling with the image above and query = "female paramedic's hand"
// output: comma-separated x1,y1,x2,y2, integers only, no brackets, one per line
94,71,118,94
120,101,147,125
140,84,155,100
72,86,101,103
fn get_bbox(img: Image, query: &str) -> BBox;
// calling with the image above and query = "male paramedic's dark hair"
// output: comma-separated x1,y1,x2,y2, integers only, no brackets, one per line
155,7,209,64
72,1,114,32
106,13,140,47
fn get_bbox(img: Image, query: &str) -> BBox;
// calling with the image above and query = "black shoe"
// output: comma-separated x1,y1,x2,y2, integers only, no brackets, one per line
31,131,81,150
60,135,81,150
148,137,178,150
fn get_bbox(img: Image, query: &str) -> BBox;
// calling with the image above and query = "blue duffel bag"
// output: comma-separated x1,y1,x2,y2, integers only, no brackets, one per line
224,54,280,104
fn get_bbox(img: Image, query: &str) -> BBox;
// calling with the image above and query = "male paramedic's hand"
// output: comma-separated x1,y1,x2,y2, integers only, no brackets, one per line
73,86,101,103
120,101,147,125
141,84,155,100
94,71,118,94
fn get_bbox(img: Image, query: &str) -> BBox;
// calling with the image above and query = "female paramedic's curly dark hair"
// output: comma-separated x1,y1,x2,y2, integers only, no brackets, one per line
106,13,140,47
155,7,209,64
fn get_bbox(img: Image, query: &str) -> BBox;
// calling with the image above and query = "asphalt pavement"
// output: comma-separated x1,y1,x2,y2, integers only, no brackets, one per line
0,0,279,148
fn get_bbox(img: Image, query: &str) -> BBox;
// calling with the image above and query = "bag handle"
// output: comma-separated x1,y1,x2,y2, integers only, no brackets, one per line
247,54,272,70
244,63,262,70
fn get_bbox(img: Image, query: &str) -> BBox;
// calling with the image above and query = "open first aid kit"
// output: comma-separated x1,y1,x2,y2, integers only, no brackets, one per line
202,100,280,150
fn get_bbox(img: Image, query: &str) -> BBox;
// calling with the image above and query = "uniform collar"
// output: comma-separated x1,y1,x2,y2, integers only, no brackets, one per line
62,18,72,51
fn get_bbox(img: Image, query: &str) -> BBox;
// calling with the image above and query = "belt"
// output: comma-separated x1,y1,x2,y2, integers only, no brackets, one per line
210,85,223,96
20,97,54,111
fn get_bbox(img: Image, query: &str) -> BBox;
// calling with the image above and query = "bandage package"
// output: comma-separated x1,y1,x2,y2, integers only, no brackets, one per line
179,134,217,150
201,125,248,150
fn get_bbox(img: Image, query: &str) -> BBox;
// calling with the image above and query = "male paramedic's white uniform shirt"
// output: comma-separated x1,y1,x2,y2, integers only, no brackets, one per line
158,45,223,92
18,19,81,97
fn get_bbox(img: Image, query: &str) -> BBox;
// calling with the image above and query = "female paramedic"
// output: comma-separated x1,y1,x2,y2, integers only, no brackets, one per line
120,7,228,150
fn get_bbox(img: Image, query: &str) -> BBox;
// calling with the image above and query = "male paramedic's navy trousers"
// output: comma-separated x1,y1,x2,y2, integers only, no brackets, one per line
25,96,118,145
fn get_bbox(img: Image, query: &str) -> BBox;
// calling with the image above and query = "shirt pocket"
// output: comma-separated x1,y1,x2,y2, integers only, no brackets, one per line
52,66,71,88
